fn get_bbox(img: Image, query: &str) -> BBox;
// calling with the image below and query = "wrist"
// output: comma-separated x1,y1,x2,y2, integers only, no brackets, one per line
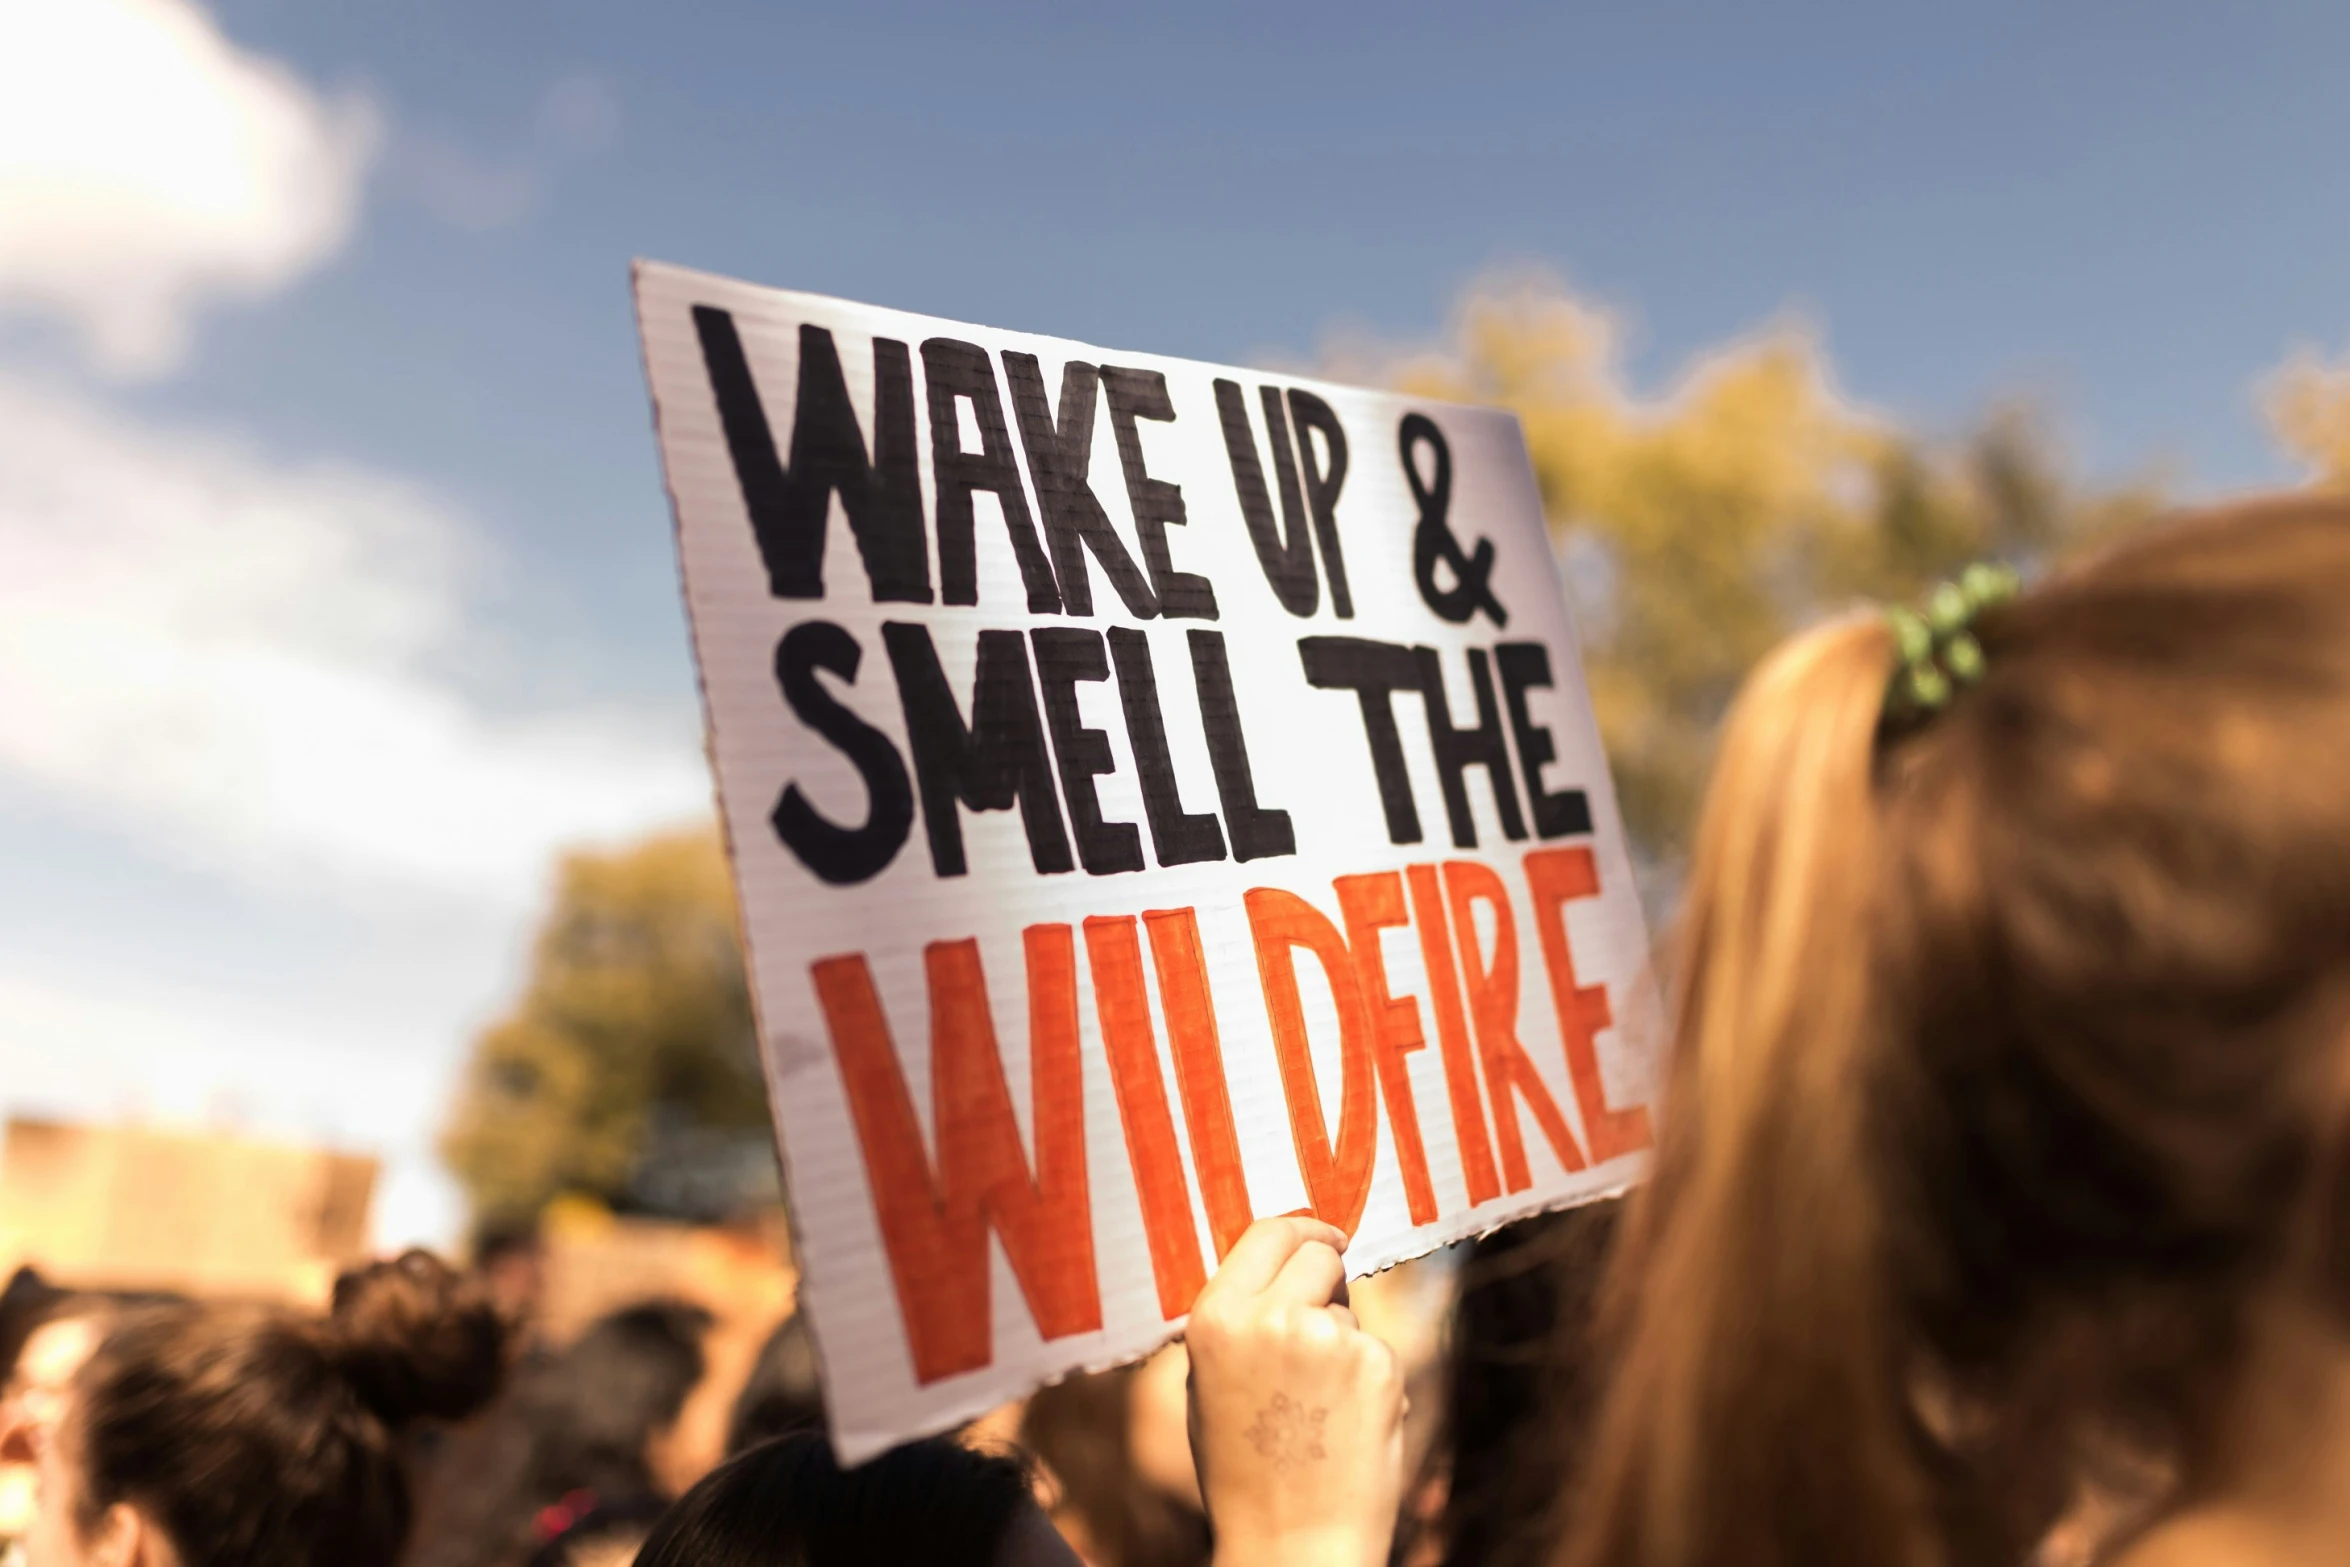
1213,1525,1386,1567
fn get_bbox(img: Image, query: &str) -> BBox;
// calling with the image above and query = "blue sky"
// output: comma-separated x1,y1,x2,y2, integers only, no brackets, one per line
2,0,2344,1246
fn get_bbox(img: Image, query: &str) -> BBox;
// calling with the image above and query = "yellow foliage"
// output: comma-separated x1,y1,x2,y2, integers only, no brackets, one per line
1345,272,2162,863
2264,347,2350,489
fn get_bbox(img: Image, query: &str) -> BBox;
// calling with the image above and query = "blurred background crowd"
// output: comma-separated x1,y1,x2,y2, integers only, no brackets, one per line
0,1116,1489,1566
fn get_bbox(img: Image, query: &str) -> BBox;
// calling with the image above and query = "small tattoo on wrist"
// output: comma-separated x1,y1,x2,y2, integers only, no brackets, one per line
1242,1391,1329,1472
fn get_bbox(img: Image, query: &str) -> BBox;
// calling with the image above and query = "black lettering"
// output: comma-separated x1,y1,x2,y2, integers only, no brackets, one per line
1496,643,1593,840
1002,353,1158,620
1031,628,1144,875
1296,635,1422,846
1403,413,1507,628
1188,631,1295,862
1213,379,1317,617
692,310,930,603
1105,628,1225,867
923,338,1060,613
1415,646,1526,849
771,621,914,884
1287,390,1352,619
880,623,1073,878
1102,366,1217,620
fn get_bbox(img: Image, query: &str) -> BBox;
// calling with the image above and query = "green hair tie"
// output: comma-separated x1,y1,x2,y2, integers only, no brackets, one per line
1882,562,2019,726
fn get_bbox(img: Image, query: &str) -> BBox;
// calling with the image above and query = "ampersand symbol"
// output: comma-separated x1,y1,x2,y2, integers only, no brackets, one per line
1401,413,1507,628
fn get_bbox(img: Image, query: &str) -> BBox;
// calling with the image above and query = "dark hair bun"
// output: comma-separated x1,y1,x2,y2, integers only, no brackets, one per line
324,1249,507,1427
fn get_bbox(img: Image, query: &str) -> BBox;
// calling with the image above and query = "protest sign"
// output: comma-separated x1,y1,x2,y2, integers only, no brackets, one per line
634,260,1661,1459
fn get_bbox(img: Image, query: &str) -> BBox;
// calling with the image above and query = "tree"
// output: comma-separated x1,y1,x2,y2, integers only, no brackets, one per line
1337,273,2162,872
441,827,772,1235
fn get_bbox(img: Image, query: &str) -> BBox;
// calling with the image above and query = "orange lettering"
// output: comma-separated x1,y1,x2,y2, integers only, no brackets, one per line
813,929,1100,1385
1334,872,1438,1226
1142,907,1255,1259
1443,861,1587,1191
1407,863,1501,1206
1525,847,1651,1163
1084,915,1206,1319
1245,886,1378,1237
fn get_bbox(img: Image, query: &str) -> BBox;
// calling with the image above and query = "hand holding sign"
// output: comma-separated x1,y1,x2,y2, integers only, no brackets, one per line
1185,1216,1404,1567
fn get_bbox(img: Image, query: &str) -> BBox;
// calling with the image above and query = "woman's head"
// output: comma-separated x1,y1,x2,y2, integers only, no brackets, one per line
1566,498,2350,1567
400,1297,711,1567
24,1250,503,1567
530,1299,712,1497
725,1313,825,1457
633,1431,1077,1567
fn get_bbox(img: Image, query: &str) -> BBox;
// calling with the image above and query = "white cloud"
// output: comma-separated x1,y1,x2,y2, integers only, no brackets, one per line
0,368,710,906
0,0,374,375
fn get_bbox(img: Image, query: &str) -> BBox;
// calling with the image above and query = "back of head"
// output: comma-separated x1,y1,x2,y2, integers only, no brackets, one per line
331,1249,510,1425
530,1299,711,1494
0,1265,66,1385
398,1298,710,1567
1562,498,2350,1567
634,1432,1035,1567
726,1313,825,1456
70,1249,504,1567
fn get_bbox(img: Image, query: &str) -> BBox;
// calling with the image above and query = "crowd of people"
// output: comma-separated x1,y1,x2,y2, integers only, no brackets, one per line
8,494,2350,1565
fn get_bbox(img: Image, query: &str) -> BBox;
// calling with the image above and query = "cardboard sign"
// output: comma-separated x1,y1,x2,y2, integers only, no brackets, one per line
634,261,1660,1459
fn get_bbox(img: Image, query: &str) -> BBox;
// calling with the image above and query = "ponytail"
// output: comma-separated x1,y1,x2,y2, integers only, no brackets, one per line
1561,615,1934,1567
1561,499,2350,1567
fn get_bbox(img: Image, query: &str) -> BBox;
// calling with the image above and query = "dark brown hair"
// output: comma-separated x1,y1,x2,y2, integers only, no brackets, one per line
69,1249,504,1567
1559,497,2350,1567
633,1431,1038,1567
728,1311,826,1456
403,1297,711,1567
1446,1200,1621,1567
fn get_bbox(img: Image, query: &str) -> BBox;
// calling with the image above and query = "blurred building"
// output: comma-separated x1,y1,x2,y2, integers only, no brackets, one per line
0,1116,376,1305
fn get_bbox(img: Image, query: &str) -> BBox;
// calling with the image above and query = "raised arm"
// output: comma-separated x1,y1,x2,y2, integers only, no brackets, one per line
1184,1215,1407,1567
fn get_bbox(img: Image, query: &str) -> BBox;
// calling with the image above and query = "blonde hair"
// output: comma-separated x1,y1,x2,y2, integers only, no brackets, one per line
1560,497,2350,1567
